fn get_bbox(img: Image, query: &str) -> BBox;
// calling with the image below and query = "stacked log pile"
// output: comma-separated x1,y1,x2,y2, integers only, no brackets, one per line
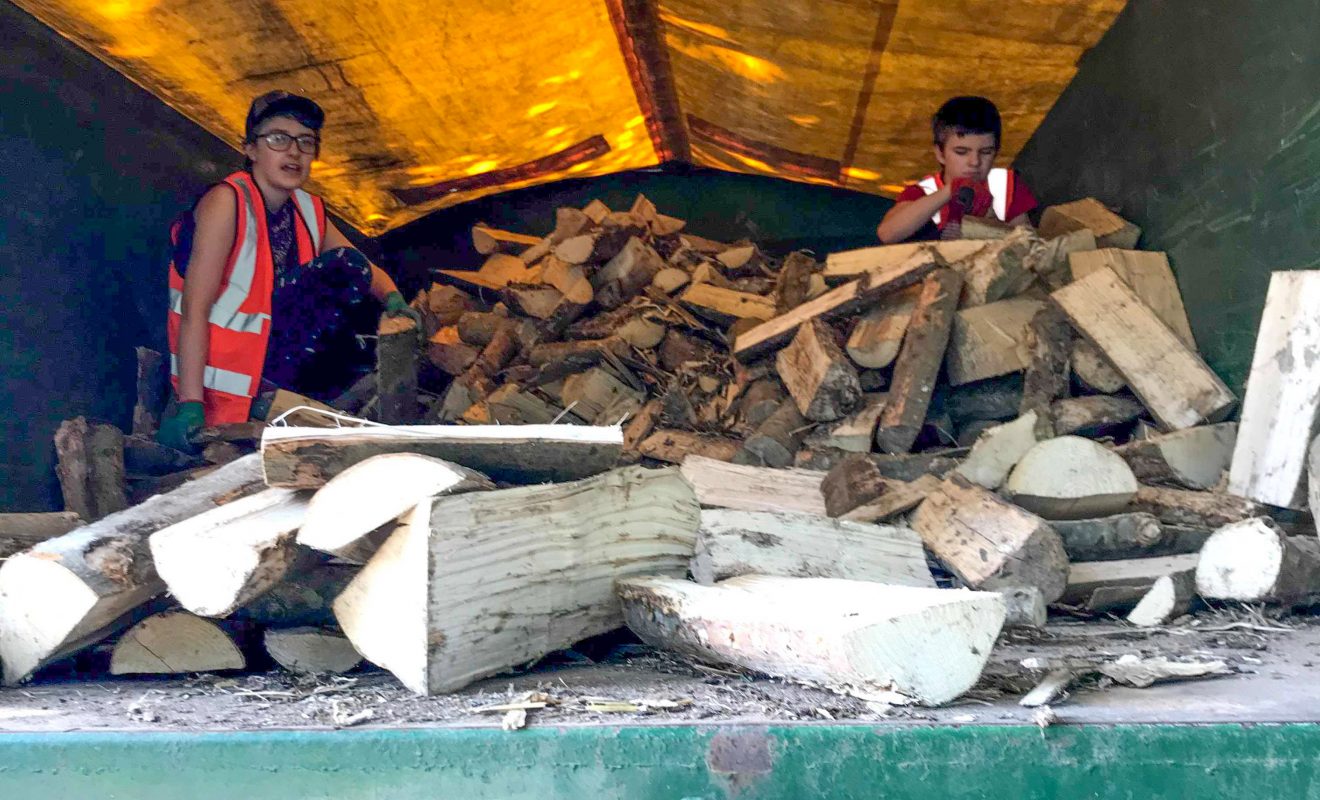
2,195,1314,708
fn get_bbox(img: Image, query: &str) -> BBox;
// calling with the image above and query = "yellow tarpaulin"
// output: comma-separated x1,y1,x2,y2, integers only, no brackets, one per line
12,0,1126,234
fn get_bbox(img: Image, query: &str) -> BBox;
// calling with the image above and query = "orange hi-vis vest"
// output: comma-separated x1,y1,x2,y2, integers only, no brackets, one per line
916,167,1012,226
167,171,326,424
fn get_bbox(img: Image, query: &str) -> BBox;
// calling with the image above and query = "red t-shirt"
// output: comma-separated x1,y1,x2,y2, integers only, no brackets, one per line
896,170,1038,236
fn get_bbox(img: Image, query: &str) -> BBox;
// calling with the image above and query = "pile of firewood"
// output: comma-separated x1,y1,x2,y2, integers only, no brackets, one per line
2,194,1317,707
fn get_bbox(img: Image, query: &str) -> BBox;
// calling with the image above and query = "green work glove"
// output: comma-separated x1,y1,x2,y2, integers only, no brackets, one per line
382,290,424,335
157,401,204,454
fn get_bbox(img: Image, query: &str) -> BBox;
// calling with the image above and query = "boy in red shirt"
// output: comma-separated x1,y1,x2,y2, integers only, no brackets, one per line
877,96,1037,244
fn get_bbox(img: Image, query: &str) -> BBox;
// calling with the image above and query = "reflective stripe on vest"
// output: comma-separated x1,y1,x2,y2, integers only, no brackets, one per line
918,168,1011,225
168,287,270,335
170,353,254,397
292,189,323,254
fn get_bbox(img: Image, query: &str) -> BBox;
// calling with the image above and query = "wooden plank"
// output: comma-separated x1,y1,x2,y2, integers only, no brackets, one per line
618,575,1005,705
1060,554,1200,612
261,425,623,488
875,269,963,453
734,250,940,361
1068,249,1195,348
945,297,1045,386
1051,267,1234,430
1228,271,1320,507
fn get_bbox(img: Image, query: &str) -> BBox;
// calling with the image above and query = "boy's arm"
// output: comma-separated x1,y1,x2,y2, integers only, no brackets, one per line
877,185,950,244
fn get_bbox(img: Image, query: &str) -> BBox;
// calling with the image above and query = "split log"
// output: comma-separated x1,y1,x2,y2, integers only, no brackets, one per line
1018,306,1072,435
998,586,1048,629
839,474,941,524
427,327,481,376
738,378,787,429
680,284,776,325
822,240,984,281
264,389,344,428
734,249,941,361
1071,339,1126,393
910,475,1070,601
945,297,1044,385
659,330,718,371
435,367,495,422
264,627,363,675
0,512,84,560
593,238,665,308
844,285,920,369
949,227,1040,307
734,400,809,468
1004,436,1138,519
955,411,1040,489
1052,267,1234,430
1052,513,1210,562
875,268,963,453
232,563,356,628
472,322,522,378
618,575,1005,706
623,398,663,451
526,337,628,371
1228,271,1320,507
123,434,201,476
1069,249,1195,348
946,374,1024,424
795,449,963,480
1051,394,1145,437
1195,518,1320,604
471,224,541,255
616,316,666,349
820,453,887,517
561,368,645,424
1038,198,1141,248
298,454,493,563
0,453,263,684
582,199,610,224
802,394,886,453
651,267,690,295
774,251,817,314
132,347,170,436
690,262,734,289
261,424,623,488
149,488,309,617
716,244,764,276
1036,228,1096,289
425,284,476,328
109,611,245,675
503,282,567,320
486,384,579,426
679,456,827,516
777,319,861,422
333,466,699,694
690,509,933,587
1059,554,1200,612
457,311,509,347
55,418,128,522
1127,572,1197,627
637,430,741,464
1129,486,1267,531
437,254,538,292
959,216,1016,239
1116,423,1237,490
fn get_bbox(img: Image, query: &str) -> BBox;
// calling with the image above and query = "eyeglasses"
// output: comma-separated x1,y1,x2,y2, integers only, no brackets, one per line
253,132,320,154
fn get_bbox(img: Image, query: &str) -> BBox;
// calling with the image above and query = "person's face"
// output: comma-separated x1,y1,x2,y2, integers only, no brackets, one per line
244,115,318,192
934,131,998,182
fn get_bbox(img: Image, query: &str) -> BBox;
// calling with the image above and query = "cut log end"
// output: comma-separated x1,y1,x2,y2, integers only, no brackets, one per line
265,627,364,675
109,612,245,675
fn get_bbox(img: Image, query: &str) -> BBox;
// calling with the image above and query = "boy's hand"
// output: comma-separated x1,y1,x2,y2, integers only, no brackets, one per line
947,178,994,218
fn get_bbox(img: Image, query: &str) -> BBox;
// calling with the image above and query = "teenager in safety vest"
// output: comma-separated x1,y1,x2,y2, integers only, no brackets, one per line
158,91,419,451
876,96,1038,245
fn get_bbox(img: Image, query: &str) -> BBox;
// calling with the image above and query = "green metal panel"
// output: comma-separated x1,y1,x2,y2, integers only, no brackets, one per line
1015,0,1320,393
3,723,1320,798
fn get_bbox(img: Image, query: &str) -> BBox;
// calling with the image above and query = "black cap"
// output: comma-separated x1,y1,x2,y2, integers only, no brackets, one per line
244,91,324,141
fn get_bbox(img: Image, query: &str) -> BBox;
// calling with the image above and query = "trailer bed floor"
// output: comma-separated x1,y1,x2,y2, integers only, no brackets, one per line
3,610,1318,733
